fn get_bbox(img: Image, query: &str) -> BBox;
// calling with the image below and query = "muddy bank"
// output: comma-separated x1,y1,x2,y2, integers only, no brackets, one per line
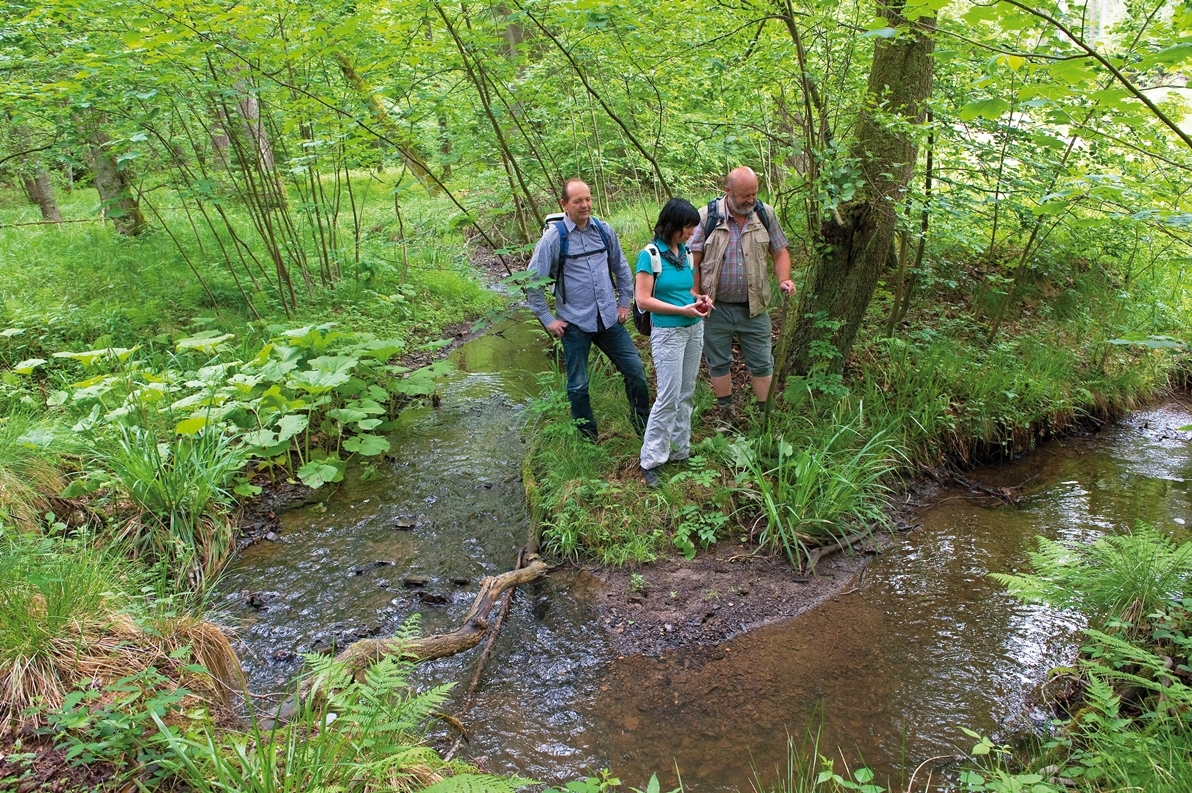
589,543,878,657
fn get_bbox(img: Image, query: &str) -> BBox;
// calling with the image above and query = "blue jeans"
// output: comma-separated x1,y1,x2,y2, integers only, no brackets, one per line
561,322,650,439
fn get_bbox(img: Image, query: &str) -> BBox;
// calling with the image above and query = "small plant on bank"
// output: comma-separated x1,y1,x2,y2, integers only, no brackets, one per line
728,407,897,570
153,624,533,793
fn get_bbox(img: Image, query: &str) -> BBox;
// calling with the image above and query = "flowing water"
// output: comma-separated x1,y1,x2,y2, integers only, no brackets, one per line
216,323,1192,791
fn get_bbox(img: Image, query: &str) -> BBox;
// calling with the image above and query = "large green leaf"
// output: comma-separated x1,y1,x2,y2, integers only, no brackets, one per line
176,331,235,354
342,433,390,456
298,460,339,488
288,367,352,395
275,413,309,441
13,358,46,375
958,97,1010,122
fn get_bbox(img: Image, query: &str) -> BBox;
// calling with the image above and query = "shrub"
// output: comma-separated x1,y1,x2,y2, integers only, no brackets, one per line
155,623,532,793
0,533,239,736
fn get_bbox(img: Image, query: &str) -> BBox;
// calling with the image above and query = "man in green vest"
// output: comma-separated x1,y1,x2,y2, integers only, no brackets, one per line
689,166,795,418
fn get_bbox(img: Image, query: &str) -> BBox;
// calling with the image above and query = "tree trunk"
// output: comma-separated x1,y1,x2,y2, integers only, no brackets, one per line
786,3,933,375
14,126,62,223
86,126,147,237
333,52,440,194
21,170,62,223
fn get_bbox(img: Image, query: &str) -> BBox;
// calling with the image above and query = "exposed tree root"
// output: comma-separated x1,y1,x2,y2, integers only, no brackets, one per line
804,525,878,573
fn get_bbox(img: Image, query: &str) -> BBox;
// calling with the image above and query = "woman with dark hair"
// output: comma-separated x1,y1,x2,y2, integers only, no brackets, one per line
635,197,713,486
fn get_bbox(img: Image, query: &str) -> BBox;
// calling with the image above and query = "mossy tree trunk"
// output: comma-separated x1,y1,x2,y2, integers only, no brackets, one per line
15,126,62,223
85,124,147,237
786,3,934,375
21,170,62,223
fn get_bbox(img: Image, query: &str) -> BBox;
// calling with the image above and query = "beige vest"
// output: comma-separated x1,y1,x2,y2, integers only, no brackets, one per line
697,197,773,318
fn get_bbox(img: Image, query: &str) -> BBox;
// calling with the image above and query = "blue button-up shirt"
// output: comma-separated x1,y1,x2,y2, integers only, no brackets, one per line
526,215,632,333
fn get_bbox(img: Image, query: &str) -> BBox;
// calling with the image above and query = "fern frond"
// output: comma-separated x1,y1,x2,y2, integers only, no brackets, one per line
419,773,536,793
997,525,1192,627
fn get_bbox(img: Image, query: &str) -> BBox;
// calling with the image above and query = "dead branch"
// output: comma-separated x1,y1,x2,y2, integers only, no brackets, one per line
335,558,548,678
263,557,550,727
804,525,877,573
953,474,1020,506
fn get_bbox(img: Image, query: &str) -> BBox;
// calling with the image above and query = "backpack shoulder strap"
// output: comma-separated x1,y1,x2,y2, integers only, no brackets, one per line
591,218,618,285
754,200,772,232
644,244,662,276
552,220,569,273
552,220,568,301
702,198,722,241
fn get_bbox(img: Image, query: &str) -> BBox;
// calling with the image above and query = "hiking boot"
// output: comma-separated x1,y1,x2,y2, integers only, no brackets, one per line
705,404,739,431
641,466,662,488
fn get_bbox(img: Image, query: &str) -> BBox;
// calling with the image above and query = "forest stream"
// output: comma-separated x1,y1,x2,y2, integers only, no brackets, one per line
215,322,1192,791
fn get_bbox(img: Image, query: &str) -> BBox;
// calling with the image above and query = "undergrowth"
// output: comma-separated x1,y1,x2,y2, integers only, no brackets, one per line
153,629,532,793
526,279,1185,569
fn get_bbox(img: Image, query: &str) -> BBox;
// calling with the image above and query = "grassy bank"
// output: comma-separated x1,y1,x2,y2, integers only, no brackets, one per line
525,208,1190,567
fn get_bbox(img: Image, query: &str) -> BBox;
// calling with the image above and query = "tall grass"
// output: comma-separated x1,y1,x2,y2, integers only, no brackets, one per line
0,411,79,527
528,369,672,565
0,533,240,735
103,426,246,587
730,404,899,570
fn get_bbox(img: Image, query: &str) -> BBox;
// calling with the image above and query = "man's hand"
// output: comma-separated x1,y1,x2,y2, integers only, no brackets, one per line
546,319,569,338
617,306,630,324
779,279,796,296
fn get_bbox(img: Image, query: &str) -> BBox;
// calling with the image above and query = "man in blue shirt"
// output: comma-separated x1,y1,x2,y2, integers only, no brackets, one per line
526,179,650,441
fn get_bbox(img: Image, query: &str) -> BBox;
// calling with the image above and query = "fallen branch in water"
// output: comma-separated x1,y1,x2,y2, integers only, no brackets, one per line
335,558,548,677
265,558,549,726
804,525,878,573
953,474,1020,506
443,548,527,761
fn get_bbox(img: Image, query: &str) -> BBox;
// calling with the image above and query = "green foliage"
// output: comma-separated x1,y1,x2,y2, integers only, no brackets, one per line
992,524,1192,628
0,411,78,527
955,727,1064,792
0,533,129,679
102,426,245,587
991,527,1192,792
728,408,898,570
153,623,532,793
50,667,192,785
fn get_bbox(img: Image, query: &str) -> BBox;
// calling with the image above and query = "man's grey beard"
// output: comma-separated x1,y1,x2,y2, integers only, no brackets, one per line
726,195,754,216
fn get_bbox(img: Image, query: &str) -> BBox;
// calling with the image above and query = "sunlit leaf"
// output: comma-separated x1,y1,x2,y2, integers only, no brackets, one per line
175,416,208,436
958,97,1010,121
13,358,46,374
176,331,235,353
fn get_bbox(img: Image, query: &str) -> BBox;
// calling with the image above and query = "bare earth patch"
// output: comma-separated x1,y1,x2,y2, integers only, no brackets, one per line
589,540,883,657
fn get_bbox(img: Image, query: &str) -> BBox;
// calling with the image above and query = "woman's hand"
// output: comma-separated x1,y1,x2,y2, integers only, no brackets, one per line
679,301,710,318
694,294,714,313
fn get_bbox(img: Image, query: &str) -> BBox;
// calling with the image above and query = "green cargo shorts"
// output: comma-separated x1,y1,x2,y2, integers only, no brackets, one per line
703,301,773,378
